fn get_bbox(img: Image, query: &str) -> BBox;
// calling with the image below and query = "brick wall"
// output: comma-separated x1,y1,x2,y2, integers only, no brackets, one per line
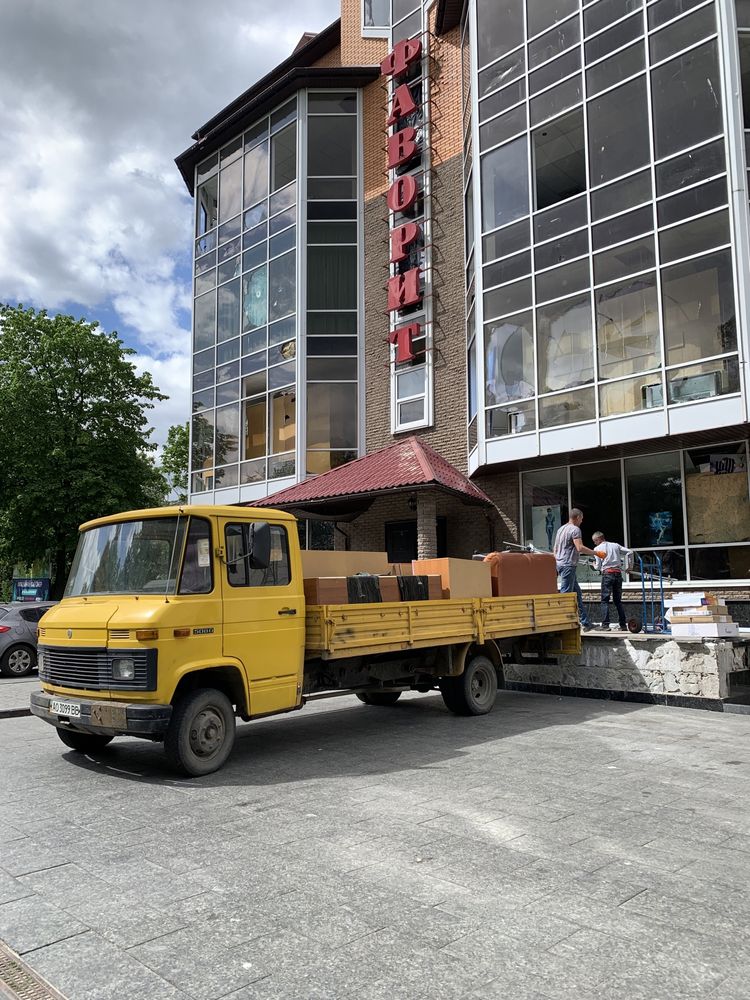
340,0,388,67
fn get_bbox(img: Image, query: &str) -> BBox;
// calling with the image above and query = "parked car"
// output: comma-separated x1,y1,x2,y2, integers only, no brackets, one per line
0,602,57,677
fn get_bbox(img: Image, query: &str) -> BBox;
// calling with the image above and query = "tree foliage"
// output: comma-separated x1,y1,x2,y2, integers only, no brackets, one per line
0,305,168,597
161,422,189,504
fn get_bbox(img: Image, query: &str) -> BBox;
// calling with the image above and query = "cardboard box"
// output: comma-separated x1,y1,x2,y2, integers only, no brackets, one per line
670,614,732,624
670,607,729,620
304,577,348,605
664,592,715,608
670,622,739,638
301,550,392,578
484,552,557,597
412,558,492,599
378,576,401,603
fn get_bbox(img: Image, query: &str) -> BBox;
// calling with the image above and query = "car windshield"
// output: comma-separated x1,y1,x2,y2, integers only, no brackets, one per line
65,518,188,597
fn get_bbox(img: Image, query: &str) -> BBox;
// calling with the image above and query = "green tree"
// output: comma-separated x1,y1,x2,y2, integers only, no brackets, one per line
161,422,189,503
0,305,168,598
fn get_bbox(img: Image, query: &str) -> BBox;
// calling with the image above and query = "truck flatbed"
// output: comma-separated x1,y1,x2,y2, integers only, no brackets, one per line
305,593,580,659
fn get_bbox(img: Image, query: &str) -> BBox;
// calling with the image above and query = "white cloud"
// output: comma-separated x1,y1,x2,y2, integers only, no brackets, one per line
0,0,337,443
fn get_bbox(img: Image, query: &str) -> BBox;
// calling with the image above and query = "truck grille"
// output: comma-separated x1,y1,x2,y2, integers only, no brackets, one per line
38,646,156,691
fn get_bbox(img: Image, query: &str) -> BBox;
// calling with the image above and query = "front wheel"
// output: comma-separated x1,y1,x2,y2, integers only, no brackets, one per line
356,691,402,706
439,655,498,716
57,728,113,753
165,688,236,777
1,645,36,677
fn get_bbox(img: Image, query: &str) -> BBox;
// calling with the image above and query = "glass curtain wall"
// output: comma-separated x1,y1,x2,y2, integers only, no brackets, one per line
470,0,741,441
520,441,750,581
305,92,360,475
191,92,361,496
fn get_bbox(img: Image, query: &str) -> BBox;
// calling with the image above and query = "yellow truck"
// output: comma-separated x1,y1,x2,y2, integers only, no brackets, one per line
30,505,580,776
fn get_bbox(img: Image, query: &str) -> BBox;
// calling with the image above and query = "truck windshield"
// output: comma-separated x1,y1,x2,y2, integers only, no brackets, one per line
65,518,188,597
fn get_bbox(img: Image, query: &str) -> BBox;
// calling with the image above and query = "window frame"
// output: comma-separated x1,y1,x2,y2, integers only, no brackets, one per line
224,522,292,589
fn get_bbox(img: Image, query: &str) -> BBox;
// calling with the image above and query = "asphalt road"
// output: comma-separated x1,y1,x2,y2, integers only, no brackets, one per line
1,690,749,999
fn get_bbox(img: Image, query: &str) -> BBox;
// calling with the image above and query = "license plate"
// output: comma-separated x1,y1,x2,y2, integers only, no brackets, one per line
50,699,81,718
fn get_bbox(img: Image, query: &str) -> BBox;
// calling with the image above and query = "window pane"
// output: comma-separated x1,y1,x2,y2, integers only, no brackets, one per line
659,209,730,264
586,41,645,98
534,230,588,271
655,139,725,196
584,0,642,36
522,468,567,547
537,294,594,392
571,460,624,547
484,311,535,405
307,222,357,244
307,246,356,310
269,453,295,479
596,274,661,378
599,371,664,416
529,75,582,127
588,75,650,185
306,451,357,475
651,41,723,160
242,266,267,331
217,338,240,366
528,0,578,39
689,545,750,581
244,398,266,459
535,258,590,303
483,219,530,261
484,277,532,319
307,383,357,449
270,390,296,454
585,12,642,63
662,250,736,365
529,48,581,97
241,458,266,484
481,138,529,230
529,16,579,70
308,92,356,114
244,140,268,208
484,251,531,288
399,399,424,424
648,0,704,29
741,35,750,130
476,0,523,67
539,387,595,427
217,278,241,342
487,398,536,437
215,404,240,466
666,356,740,404
626,452,683,547
685,443,750,544
363,0,389,28
308,116,357,176
196,176,218,236
592,205,652,251
268,251,296,321
480,105,527,150
593,236,655,285
194,291,215,351
192,409,215,473
479,48,526,98
193,387,214,413
534,109,585,211
534,193,587,241
271,123,297,191
219,160,242,223
656,177,726,228
307,357,357,381
217,379,239,405
649,4,716,65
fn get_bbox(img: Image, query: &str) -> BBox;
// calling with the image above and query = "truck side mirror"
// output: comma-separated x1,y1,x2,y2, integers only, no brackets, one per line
248,521,271,570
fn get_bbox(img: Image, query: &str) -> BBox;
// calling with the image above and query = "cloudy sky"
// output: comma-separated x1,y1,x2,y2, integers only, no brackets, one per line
0,0,337,446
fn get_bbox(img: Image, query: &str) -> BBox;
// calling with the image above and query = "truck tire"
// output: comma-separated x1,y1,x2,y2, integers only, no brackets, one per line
165,688,236,777
356,691,402,706
439,655,498,716
0,644,36,677
57,728,113,752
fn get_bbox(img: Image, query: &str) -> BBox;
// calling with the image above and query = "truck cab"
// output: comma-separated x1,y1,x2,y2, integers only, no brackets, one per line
31,505,305,775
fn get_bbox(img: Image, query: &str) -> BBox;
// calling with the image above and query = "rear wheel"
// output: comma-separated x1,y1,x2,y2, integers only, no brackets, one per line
165,688,236,777
0,645,36,677
439,655,498,716
57,728,113,753
356,691,402,706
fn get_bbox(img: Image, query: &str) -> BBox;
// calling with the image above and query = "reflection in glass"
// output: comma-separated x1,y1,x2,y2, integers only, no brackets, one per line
244,140,268,208
667,357,740,405
196,176,218,236
268,251,296,321
487,398,536,437
626,452,683,547
476,0,523,68
571,460,624,545
537,294,594,393
271,390,297,454
522,468,567,548
217,279,240,342
481,137,529,231
484,311,535,405
219,160,242,224
242,266,267,331
690,546,750,581
662,251,736,366
539,387,595,428
651,42,722,160
596,274,660,379
307,246,356,310
599,372,663,416
194,292,215,351
307,383,357,450
588,75,649,186
308,117,356,176
244,398,266,459
271,123,297,191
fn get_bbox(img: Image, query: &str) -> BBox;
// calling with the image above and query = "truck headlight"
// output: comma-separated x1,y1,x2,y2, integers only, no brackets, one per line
37,651,45,670
111,657,135,681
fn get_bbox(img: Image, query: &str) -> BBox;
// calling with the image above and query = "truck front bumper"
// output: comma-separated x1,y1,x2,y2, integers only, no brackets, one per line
30,691,172,739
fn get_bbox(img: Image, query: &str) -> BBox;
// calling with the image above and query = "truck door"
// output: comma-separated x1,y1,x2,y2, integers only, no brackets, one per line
220,518,305,716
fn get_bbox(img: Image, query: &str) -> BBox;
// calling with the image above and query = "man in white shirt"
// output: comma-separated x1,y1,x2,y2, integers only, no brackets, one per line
592,530,630,631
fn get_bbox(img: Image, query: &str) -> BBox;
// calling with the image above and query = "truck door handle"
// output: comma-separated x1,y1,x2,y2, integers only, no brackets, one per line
278,607,297,616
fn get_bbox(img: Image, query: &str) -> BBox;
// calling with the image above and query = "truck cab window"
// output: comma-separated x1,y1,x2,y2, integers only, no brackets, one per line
178,519,213,594
225,523,291,588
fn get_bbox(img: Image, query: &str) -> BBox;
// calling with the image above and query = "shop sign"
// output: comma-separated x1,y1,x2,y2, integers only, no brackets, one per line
381,37,426,364
12,578,50,602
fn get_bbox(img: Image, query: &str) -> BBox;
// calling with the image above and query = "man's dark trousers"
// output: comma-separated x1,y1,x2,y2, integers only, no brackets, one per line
601,571,626,628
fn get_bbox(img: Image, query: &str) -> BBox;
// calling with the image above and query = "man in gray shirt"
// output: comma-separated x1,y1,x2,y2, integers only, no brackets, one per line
554,508,599,630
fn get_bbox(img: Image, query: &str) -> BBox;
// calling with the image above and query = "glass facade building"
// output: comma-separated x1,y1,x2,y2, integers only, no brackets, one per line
189,89,363,503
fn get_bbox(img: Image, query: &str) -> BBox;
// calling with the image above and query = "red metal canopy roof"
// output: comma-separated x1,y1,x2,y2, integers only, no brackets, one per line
255,437,493,509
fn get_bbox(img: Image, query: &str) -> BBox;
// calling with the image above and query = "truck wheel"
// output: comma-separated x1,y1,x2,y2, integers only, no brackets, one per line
165,688,236,777
0,645,36,677
356,691,402,706
57,728,113,752
439,655,498,716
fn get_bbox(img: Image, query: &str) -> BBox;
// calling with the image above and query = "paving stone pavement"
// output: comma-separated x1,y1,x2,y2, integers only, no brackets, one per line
1,690,750,999
0,675,39,716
